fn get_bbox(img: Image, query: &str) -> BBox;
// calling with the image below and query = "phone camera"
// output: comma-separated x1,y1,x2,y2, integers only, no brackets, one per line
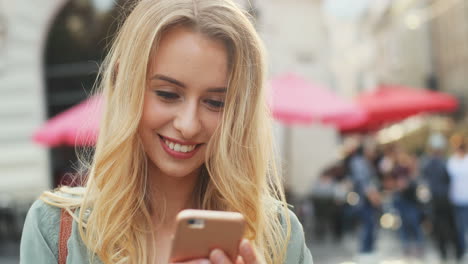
187,218,205,229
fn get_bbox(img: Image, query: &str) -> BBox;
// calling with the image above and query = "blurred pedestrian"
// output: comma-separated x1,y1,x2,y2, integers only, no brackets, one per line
311,167,336,242
421,133,462,261
349,138,381,254
378,144,397,192
310,162,351,243
392,148,424,257
447,137,468,258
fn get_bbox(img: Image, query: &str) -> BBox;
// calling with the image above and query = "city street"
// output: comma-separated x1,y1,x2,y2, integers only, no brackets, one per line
1,230,460,264
0,240,19,264
309,229,459,264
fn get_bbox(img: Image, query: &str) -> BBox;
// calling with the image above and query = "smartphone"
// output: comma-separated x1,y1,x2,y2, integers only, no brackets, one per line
169,209,246,263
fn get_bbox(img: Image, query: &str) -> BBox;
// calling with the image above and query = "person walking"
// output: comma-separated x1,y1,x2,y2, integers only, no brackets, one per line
421,133,462,261
349,139,381,255
447,138,468,260
392,148,424,257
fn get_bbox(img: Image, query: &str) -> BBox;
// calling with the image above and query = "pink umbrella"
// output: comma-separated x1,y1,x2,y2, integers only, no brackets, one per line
269,73,367,128
33,95,103,147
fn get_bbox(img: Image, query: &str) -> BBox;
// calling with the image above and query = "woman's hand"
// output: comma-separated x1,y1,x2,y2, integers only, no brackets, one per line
210,239,260,264
171,239,262,264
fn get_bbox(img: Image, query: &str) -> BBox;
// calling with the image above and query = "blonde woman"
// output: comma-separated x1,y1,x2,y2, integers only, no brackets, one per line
20,0,313,263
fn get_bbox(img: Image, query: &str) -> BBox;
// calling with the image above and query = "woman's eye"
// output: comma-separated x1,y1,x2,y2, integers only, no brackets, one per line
155,91,180,100
205,99,225,110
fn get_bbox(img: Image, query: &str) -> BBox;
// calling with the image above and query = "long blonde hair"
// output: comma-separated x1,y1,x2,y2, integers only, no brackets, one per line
41,0,290,263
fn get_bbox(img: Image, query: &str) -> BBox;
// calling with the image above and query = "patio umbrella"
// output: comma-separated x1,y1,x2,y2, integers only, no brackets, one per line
269,73,367,128
33,95,103,147
341,85,459,133
269,73,366,194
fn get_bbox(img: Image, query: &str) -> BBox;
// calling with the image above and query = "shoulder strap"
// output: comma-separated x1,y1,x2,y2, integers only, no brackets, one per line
58,208,73,264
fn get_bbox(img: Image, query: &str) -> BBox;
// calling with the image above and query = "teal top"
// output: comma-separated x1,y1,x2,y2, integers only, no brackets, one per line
20,199,313,264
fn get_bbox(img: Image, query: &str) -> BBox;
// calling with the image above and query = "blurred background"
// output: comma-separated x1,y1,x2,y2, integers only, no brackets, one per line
1,0,468,263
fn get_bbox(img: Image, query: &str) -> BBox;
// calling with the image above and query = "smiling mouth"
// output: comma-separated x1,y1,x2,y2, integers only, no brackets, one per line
158,135,201,153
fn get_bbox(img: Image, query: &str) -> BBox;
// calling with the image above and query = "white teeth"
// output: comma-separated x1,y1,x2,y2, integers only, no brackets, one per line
174,144,181,152
163,138,196,153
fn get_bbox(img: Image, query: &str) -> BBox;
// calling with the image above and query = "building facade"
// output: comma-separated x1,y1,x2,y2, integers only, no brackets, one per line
0,0,134,203
429,0,468,115
0,0,66,201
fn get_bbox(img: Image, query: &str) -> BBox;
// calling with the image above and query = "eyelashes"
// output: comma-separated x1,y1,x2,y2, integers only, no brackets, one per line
204,99,225,108
154,90,225,111
156,90,180,100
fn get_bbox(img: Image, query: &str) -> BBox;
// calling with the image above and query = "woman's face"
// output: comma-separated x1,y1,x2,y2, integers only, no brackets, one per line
139,26,228,179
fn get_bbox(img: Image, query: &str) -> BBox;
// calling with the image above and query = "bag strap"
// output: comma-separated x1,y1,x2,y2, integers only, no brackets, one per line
58,208,73,264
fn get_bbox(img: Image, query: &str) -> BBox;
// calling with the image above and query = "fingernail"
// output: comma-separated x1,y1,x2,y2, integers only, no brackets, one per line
210,249,224,263
199,260,211,264
240,239,250,251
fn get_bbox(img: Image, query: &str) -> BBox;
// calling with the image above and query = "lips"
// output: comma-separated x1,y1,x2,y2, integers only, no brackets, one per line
158,135,202,159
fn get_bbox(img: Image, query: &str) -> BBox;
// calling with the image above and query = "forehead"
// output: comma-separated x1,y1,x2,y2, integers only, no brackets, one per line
148,26,229,87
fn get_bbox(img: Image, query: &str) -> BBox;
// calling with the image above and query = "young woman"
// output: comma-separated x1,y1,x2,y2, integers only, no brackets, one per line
20,1,313,263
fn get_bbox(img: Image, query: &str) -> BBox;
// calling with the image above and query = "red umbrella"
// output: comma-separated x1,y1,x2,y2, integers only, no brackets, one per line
33,95,103,146
269,73,367,128
341,85,459,133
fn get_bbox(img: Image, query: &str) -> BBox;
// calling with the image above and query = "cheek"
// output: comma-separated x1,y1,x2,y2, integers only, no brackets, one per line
141,100,173,129
203,113,222,138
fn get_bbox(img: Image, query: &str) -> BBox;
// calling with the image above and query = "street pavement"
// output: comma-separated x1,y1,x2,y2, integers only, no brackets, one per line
0,240,19,264
308,229,463,264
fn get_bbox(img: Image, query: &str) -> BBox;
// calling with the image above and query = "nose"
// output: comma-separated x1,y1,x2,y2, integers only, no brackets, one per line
173,101,202,139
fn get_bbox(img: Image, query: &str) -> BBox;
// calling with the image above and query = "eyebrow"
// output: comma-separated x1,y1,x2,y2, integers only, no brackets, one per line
150,74,227,93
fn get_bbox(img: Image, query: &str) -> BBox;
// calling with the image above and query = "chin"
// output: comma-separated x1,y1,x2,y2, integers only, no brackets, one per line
165,169,200,179
156,162,203,178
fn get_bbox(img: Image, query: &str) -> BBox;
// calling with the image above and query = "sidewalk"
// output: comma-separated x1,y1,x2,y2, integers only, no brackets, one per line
0,240,19,264
308,229,461,264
